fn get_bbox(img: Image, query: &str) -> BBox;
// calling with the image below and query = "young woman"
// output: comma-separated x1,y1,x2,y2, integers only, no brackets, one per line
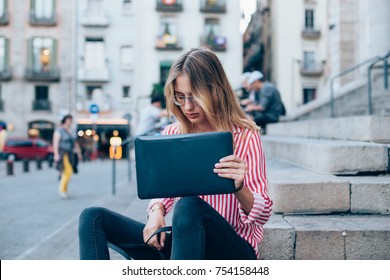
53,114,80,199
78,47,272,259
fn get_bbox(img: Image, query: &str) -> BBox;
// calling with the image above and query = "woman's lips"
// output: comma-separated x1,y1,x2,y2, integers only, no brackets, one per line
186,113,198,119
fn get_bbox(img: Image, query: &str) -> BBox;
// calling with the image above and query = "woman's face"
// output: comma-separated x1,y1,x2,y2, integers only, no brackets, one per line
64,117,72,127
174,75,211,131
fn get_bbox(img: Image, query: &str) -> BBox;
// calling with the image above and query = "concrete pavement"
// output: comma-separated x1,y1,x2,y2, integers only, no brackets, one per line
0,158,152,260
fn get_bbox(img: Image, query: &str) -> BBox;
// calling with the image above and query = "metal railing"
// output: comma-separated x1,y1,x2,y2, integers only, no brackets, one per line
330,49,390,117
367,50,390,115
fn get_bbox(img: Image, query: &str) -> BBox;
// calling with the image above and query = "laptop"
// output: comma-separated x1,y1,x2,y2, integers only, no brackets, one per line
134,131,236,199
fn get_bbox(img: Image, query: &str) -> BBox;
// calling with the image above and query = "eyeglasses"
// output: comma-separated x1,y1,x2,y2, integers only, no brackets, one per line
173,93,198,106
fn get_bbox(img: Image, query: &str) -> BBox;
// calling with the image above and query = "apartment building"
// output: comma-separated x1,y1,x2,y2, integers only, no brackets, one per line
74,0,242,157
1,0,243,156
0,0,74,141
132,0,243,126
247,0,390,114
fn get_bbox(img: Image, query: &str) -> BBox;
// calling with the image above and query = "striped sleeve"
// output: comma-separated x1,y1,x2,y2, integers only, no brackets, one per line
237,131,273,225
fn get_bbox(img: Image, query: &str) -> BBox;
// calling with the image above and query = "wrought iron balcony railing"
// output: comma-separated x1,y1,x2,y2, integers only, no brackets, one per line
24,68,60,82
0,67,12,81
32,100,51,111
156,0,183,12
29,11,57,26
200,0,226,13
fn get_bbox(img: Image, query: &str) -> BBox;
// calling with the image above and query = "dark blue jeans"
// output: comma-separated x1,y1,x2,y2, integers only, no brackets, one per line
78,197,256,260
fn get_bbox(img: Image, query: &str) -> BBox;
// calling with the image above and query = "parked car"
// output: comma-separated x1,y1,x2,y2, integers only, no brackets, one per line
2,137,53,161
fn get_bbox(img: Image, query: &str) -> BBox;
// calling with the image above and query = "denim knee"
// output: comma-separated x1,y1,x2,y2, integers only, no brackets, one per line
79,207,106,234
173,197,204,227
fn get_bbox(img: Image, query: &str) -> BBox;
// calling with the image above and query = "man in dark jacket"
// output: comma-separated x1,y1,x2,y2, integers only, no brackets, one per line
242,71,285,132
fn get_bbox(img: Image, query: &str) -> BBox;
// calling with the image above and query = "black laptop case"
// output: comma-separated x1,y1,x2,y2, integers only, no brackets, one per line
134,131,236,199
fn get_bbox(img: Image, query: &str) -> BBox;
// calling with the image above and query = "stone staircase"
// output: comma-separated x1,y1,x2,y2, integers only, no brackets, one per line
258,116,390,260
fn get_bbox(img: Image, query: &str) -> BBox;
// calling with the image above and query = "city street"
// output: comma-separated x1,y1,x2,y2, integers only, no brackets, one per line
0,158,151,260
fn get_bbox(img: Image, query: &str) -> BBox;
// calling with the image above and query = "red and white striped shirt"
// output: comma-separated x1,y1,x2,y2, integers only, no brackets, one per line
148,123,273,259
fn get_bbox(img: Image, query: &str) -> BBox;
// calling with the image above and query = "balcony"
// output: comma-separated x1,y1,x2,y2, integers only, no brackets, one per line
200,0,226,13
32,100,51,111
0,67,12,81
78,67,109,83
156,0,183,12
300,63,324,77
301,27,321,39
0,11,9,25
200,35,227,52
25,68,60,82
155,35,183,51
29,11,57,26
0,100,3,112
80,11,110,27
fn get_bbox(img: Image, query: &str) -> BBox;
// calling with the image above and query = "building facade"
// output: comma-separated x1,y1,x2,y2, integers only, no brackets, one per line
1,0,243,157
132,0,243,126
249,0,390,114
0,0,74,141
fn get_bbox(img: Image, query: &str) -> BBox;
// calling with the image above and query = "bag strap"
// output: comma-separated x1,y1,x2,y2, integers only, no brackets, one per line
145,226,173,245
142,226,172,260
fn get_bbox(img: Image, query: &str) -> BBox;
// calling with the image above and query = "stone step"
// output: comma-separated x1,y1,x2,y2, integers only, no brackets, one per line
267,116,390,143
262,136,389,174
258,214,390,260
341,175,390,214
266,158,390,214
267,158,349,214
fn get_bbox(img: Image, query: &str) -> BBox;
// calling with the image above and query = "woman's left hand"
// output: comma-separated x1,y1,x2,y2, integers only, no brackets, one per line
213,155,246,189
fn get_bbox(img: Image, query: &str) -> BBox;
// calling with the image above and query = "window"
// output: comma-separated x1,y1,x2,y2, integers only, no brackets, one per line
30,0,56,25
88,0,103,13
35,86,49,101
33,0,54,19
160,61,172,85
205,18,220,43
0,0,5,16
303,88,316,104
123,0,132,10
0,36,7,72
120,46,133,69
33,86,51,110
29,37,56,72
86,85,102,100
122,86,130,98
0,0,9,25
305,9,314,30
203,18,226,51
84,38,105,70
303,51,316,70
156,17,181,49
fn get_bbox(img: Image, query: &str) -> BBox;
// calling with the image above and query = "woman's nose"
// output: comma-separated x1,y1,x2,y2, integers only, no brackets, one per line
184,98,194,110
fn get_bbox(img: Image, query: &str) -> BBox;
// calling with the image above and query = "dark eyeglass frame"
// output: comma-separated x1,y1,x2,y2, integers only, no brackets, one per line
173,93,198,106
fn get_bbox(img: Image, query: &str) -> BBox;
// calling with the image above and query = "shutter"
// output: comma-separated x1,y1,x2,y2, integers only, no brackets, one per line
51,38,57,70
27,38,33,71
4,37,9,67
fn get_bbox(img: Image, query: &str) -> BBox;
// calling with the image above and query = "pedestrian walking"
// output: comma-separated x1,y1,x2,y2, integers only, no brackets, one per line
52,114,81,199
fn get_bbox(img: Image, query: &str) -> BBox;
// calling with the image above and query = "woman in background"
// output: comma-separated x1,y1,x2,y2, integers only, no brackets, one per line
53,114,80,199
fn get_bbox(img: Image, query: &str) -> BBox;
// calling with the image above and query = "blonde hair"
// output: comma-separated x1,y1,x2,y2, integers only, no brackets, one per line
164,47,259,134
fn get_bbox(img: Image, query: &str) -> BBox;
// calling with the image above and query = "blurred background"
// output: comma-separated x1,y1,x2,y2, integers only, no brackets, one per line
0,0,389,159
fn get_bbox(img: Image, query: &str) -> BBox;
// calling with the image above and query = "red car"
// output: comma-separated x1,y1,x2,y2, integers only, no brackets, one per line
2,137,53,161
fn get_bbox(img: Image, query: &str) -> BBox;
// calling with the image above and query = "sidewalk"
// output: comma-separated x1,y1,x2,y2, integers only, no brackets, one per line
0,158,152,260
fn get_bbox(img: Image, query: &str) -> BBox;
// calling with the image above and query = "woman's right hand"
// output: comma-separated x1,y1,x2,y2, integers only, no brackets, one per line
143,209,166,250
